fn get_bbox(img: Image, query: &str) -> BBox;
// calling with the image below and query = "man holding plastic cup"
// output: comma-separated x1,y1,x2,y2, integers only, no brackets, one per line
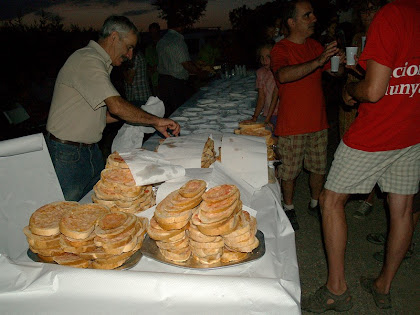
271,0,344,231
303,0,419,312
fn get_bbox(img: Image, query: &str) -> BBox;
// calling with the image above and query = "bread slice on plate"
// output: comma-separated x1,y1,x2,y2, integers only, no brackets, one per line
105,151,129,169
221,249,249,263
147,217,188,241
91,250,134,270
24,226,61,249
178,180,207,198
95,212,137,238
60,204,110,240
53,253,90,268
202,185,239,203
29,201,79,236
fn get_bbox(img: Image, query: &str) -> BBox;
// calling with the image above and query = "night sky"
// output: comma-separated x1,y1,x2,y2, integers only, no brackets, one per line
0,0,273,31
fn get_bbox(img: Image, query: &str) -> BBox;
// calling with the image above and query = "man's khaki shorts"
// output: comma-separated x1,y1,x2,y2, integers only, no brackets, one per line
277,129,328,181
325,142,420,195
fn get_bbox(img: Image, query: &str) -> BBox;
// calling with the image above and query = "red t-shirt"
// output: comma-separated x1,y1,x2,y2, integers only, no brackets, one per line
343,0,420,151
271,38,329,136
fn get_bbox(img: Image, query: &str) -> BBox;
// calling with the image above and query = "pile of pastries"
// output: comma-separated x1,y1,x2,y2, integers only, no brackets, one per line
24,201,147,269
147,180,259,265
92,152,155,214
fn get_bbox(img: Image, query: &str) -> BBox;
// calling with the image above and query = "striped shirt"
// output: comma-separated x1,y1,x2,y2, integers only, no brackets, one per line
157,29,190,80
124,52,151,104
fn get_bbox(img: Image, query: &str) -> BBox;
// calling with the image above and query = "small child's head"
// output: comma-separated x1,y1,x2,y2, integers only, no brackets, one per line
257,43,273,69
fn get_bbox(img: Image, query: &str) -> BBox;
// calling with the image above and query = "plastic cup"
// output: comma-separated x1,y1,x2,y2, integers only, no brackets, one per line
346,47,358,66
330,56,340,72
361,36,366,52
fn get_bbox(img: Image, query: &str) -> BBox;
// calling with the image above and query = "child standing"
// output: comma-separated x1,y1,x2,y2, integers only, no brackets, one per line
242,43,279,128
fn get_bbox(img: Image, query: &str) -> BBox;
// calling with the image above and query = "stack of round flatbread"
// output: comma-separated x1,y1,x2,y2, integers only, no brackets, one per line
234,122,276,161
190,184,259,264
24,201,79,263
58,203,110,268
221,210,258,262
91,212,148,269
148,182,259,265
147,180,207,262
92,151,156,214
24,201,148,269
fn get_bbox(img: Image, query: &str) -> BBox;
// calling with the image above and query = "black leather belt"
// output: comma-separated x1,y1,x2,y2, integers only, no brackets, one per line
47,132,94,147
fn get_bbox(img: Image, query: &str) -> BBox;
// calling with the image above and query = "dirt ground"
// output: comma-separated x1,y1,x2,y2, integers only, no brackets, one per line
292,123,420,314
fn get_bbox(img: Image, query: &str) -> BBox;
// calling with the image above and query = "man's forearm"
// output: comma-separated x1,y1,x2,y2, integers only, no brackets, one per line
346,81,374,103
276,58,320,83
105,96,159,125
182,60,201,75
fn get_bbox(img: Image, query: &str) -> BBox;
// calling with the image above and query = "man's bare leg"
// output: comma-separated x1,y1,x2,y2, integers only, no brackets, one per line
309,172,325,200
281,179,296,205
374,193,414,294
320,189,350,296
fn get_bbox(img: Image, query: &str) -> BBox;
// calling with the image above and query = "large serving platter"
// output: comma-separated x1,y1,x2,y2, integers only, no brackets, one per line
141,230,265,270
27,248,143,270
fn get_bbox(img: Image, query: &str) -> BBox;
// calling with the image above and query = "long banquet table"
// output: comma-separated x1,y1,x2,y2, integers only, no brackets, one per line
0,73,301,314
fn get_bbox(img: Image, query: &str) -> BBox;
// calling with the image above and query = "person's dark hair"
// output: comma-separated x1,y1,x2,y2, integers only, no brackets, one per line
355,0,387,11
281,0,309,32
149,22,160,32
99,15,138,40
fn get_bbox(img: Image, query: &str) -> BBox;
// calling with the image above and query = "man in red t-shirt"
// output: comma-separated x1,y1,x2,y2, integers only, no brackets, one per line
271,0,342,230
303,0,420,312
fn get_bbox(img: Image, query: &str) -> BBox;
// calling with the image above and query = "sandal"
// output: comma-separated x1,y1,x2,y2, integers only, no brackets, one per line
360,276,391,309
301,285,353,313
353,201,373,219
366,232,386,245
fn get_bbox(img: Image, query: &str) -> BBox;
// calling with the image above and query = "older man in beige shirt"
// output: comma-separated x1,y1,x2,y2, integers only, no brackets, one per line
46,15,180,201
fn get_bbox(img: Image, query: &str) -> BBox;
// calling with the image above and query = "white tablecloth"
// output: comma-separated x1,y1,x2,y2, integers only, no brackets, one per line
0,77,301,313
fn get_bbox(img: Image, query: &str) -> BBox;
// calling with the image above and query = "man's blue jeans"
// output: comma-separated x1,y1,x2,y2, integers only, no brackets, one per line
45,135,104,201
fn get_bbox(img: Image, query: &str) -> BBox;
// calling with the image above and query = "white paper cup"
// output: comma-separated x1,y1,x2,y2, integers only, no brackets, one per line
330,56,340,72
346,47,358,65
361,36,366,51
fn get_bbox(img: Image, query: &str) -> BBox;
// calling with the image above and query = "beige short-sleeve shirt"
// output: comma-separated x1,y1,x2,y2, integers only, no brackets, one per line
46,41,120,143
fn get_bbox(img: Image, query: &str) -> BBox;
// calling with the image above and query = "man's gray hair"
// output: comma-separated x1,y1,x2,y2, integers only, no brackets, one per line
99,15,138,40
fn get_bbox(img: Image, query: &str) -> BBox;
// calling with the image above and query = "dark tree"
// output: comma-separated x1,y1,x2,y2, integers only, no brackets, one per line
152,0,207,28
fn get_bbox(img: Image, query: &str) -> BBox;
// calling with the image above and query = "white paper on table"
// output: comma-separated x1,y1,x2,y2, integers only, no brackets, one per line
111,96,165,153
0,133,64,259
119,148,185,186
221,134,268,189
210,161,256,206
0,133,43,157
157,134,212,169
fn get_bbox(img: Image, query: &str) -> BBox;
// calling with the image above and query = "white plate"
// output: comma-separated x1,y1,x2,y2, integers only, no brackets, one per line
189,118,208,124
170,116,189,121
180,129,191,135
221,122,239,128
141,230,265,270
193,129,222,135
182,111,199,117
221,102,237,109
221,128,235,133
184,107,204,112
222,114,247,121
197,99,216,104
